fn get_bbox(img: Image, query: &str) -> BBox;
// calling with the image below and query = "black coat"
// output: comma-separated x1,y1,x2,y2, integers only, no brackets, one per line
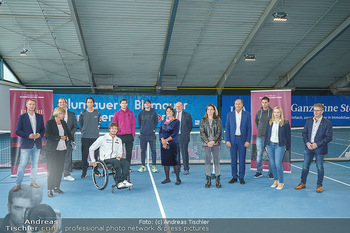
45,119,74,152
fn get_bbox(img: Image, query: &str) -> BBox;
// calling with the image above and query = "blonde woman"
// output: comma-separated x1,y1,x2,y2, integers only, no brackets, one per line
46,107,74,197
264,106,291,190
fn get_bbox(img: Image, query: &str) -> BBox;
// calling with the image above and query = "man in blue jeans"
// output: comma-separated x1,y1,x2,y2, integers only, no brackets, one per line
13,99,45,192
254,96,273,179
295,103,333,193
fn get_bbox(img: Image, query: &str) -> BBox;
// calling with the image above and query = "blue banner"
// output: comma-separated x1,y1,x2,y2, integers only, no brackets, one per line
53,94,218,128
292,96,350,126
222,95,350,127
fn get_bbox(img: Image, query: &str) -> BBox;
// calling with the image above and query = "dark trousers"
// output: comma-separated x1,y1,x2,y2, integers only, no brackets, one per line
47,150,66,190
140,134,157,166
81,137,98,172
63,145,72,177
104,158,129,183
178,135,190,171
230,137,247,179
118,134,134,164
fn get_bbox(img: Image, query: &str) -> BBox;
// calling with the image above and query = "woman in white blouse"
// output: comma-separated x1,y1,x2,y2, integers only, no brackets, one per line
264,106,291,190
46,107,74,197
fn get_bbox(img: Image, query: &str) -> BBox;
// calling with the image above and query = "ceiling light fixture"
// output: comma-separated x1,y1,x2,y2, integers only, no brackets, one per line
20,48,28,56
244,54,256,61
272,12,288,21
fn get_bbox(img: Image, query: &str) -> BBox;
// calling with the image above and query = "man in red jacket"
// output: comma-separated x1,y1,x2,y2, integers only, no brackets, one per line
112,98,136,170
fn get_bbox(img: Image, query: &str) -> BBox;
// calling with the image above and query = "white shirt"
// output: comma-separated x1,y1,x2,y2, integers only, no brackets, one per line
56,124,67,151
235,110,242,136
28,112,36,134
89,133,123,163
176,111,182,134
64,109,68,123
311,116,322,143
270,120,280,143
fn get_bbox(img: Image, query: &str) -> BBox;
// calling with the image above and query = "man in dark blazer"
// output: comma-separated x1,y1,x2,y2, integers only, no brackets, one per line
226,99,251,184
51,98,78,181
175,102,193,175
13,99,45,191
295,103,333,193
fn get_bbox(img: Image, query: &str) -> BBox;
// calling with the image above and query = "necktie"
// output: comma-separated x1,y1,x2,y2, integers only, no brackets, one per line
176,112,179,119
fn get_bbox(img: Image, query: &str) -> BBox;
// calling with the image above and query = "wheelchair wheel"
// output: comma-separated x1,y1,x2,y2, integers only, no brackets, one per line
92,161,108,190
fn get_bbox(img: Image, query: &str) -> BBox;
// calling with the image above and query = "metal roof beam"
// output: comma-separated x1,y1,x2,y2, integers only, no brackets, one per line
216,0,279,94
273,16,350,89
67,0,95,93
329,73,350,95
156,0,179,94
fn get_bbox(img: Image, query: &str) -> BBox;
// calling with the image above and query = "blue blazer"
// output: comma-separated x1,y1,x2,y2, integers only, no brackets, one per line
264,120,291,150
225,110,251,145
302,117,333,155
16,113,45,149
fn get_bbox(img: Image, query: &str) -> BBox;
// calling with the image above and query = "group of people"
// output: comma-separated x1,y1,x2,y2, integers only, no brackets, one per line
12,96,333,199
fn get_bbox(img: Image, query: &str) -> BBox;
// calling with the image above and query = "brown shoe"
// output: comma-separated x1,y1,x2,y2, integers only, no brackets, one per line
295,183,306,190
316,185,323,193
13,185,21,192
30,182,40,188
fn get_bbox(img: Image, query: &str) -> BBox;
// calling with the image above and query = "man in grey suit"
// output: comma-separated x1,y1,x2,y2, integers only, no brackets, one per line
51,98,78,181
175,102,193,175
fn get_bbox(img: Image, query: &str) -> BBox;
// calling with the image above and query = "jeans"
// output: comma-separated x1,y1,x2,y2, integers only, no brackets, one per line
256,137,272,175
301,150,325,186
16,145,40,185
266,142,286,183
203,146,220,176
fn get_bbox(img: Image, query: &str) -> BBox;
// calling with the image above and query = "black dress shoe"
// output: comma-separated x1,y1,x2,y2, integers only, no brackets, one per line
161,179,171,184
239,178,245,184
48,190,53,197
175,180,182,185
54,188,64,194
228,178,237,183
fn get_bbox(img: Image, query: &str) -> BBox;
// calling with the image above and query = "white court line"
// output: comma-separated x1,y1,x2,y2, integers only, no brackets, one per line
326,161,350,169
291,164,350,187
146,164,167,219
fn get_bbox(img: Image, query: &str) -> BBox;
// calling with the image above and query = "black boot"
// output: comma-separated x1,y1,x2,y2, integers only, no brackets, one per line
205,176,211,188
216,175,222,188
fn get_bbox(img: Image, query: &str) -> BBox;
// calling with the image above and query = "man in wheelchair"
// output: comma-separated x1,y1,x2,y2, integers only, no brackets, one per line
89,122,133,189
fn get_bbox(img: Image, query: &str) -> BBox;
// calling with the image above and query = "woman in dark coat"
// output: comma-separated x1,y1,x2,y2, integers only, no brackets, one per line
159,106,181,185
46,107,74,197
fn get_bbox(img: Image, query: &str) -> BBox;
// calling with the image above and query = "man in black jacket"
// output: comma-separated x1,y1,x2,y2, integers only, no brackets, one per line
138,99,159,173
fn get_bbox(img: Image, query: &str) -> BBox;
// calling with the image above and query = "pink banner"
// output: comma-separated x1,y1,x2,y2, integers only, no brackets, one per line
10,89,53,176
250,90,292,172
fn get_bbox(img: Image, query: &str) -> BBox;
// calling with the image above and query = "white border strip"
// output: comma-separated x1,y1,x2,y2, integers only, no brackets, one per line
291,164,350,187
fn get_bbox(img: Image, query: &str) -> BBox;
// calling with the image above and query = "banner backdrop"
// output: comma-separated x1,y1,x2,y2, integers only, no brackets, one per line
250,90,292,172
221,95,251,128
10,89,53,176
53,94,218,128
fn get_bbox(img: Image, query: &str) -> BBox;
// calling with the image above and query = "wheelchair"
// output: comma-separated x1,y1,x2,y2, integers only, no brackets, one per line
92,160,132,193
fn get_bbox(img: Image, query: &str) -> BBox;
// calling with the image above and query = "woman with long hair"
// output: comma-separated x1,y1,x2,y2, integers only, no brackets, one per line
200,104,222,188
264,106,291,190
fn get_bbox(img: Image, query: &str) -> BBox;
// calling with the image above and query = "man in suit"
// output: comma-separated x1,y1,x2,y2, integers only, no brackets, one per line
295,103,333,193
175,102,193,175
226,99,251,184
51,98,78,181
13,99,45,191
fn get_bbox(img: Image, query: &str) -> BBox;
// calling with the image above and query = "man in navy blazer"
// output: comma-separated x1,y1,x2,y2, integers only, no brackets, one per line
175,102,193,175
295,103,333,193
13,99,45,191
226,99,251,184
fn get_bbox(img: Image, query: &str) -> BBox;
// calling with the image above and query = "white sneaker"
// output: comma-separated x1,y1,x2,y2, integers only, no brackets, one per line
117,182,127,189
138,165,146,172
64,175,75,181
123,180,133,187
152,166,158,173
